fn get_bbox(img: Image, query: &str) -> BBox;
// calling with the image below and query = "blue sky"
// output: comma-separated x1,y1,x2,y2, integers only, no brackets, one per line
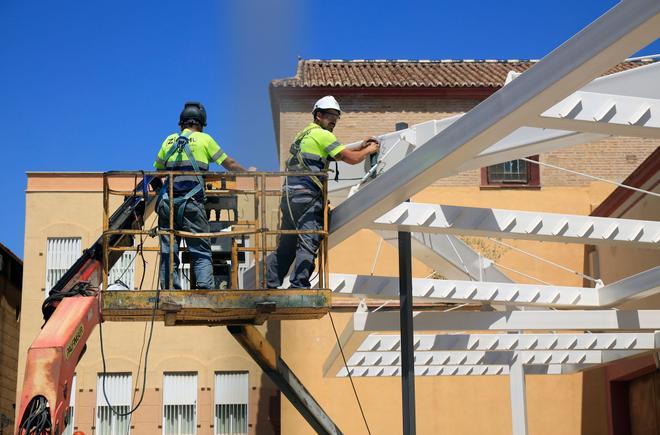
0,0,658,258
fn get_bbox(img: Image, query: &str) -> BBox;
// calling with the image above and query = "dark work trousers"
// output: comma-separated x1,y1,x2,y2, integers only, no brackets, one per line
266,189,323,289
157,194,215,289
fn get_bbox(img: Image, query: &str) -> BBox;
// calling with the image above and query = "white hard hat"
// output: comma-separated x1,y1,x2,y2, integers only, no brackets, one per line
312,95,341,114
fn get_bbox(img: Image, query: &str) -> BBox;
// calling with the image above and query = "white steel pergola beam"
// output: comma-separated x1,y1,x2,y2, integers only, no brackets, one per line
346,350,642,367
331,273,599,307
329,1,660,245
353,310,660,332
329,266,660,307
530,62,660,137
532,91,660,138
372,203,660,248
338,364,592,377
355,332,660,353
323,310,660,376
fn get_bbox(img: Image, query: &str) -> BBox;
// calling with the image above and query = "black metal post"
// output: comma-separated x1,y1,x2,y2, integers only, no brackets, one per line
396,121,416,435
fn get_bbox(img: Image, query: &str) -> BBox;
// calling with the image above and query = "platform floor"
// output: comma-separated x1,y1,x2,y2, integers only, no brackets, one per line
102,289,332,325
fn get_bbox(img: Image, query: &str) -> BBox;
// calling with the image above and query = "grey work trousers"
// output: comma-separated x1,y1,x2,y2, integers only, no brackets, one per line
157,195,215,289
266,190,323,289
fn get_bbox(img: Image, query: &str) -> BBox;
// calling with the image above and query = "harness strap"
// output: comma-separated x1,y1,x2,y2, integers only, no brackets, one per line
159,130,206,226
286,125,325,190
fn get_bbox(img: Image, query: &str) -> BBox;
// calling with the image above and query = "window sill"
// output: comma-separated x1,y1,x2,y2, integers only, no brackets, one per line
480,184,541,190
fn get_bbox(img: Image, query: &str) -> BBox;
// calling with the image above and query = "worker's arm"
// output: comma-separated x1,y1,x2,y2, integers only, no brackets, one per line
207,135,254,172
334,138,380,165
221,157,252,172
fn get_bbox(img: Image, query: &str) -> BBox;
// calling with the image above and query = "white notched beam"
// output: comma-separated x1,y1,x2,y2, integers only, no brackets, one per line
356,332,660,353
330,273,600,307
378,231,514,283
372,203,660,248
329,267,660,307
354,310,660,333
531,62,660,137
329,1,660,245
346,350,641,367
338,364,592,377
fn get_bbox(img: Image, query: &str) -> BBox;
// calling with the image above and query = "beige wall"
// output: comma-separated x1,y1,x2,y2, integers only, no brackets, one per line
17,175,279,435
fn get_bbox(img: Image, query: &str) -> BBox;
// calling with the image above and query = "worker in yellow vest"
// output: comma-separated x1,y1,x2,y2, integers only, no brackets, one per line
154,102,250,289
266,96,380,288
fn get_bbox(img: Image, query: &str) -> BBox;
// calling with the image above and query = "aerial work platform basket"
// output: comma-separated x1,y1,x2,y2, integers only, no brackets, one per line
100,170,332,326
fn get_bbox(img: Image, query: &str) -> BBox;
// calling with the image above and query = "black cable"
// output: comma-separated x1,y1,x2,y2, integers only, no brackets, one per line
328,312,371,435
98,240,158,418
98,179,159,418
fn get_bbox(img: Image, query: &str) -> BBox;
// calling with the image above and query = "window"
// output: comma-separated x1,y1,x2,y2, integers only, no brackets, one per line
163,372,197,435
481,156,540,187
45,237,81,299
214,372,248,435
96,373,132,435
108,251,137,289
62,375,76,435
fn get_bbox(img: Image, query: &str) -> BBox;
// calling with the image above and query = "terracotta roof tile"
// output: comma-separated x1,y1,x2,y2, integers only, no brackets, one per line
271,58,656,88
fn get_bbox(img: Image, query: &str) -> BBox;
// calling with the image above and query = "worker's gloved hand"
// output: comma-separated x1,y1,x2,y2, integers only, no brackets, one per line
360,136,379,148
362,137,380,154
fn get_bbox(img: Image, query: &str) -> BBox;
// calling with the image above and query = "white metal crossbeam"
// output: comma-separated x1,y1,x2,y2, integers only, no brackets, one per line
331,273,598,307
329,267,660,307
531,62,660,137
353,310,660,332
329,1,660,245
372,203,660,248
346,350,641,367
356,332,660,353
338,364,592,377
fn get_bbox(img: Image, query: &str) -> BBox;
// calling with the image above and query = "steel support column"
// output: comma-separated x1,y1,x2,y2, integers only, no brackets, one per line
509,354,528,435
396,122,416,435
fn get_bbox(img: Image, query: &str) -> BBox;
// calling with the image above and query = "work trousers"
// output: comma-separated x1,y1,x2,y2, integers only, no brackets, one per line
157,195,215,289
266,190,323,289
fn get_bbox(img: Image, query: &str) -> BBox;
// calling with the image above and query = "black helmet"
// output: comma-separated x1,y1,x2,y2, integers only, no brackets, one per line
179,101,207,127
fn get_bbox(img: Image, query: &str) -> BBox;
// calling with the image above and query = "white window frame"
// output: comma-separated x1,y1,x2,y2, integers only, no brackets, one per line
163,372,198,435
214,372,249,435
96,373,132,435
45,237,81,299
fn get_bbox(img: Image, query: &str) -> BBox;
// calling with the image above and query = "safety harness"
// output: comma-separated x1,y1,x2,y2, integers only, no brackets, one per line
285,124,329,190
159,130,206,226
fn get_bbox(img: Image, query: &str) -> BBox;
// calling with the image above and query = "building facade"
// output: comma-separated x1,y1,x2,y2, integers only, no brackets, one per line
0,243,22,435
